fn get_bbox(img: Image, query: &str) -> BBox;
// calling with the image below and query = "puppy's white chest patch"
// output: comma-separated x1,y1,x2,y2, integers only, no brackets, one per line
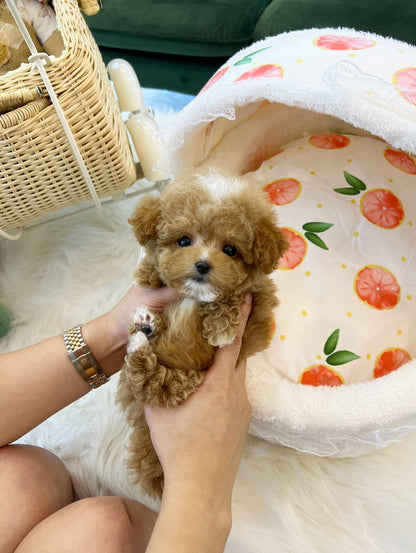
163,298,200,348
170,298,197,327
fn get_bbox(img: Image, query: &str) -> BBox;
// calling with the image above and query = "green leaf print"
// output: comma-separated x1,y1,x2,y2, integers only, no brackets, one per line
320,329,360,369
302,222,334,233
304,232,329,250
326,350,361,366
324,329,340,356
334,171,367,196
234,57,252,66
333,187,361,195
343,171,367,191
233,46,272,66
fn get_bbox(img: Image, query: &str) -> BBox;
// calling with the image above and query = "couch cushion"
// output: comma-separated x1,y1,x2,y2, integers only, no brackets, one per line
254,0,416,46
85,0,271,57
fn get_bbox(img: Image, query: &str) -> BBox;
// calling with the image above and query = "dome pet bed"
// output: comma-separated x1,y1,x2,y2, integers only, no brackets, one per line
162,27,416,458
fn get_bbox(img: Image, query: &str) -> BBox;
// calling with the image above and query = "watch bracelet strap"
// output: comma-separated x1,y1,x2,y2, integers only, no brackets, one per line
63,324,109,389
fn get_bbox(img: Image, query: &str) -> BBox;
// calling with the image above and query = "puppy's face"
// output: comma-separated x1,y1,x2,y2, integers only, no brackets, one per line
156,227,253,302
129,173,288,302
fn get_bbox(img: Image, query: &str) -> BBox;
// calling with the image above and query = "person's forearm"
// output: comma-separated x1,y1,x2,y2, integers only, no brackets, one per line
0,313,124,446
0,286,178,447
146,483,232,553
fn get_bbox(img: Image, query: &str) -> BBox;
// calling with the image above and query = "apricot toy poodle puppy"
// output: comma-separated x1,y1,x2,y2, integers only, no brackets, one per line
117,170,288,498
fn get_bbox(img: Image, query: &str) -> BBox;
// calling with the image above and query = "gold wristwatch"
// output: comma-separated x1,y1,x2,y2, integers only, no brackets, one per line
63,324,109,389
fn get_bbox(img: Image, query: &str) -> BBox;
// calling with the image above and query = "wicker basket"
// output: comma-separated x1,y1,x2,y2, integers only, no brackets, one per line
0,0,137,235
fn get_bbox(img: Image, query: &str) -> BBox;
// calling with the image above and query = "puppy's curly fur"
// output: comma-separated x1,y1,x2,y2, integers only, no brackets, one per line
117,171,288,498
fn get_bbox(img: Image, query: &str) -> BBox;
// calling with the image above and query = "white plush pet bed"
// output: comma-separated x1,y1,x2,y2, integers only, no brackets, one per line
2,27,416,553
162,27,416,458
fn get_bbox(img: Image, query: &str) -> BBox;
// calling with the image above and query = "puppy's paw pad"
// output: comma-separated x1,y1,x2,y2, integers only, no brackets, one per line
127,331,148,354
129,307,157,338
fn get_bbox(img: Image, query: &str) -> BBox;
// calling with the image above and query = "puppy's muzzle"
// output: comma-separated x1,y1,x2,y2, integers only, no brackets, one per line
193,260,211,282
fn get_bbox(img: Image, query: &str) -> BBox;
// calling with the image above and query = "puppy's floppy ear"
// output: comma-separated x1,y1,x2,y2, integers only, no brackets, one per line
128,195,161,245
254,217,289,274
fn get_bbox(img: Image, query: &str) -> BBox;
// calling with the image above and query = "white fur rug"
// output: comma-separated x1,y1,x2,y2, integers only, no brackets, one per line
2,183,416,552
2,113,416,551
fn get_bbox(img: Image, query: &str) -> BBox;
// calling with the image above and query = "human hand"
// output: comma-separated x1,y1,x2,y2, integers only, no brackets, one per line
83,285,178,377
144,293,253,510
106,285,178,344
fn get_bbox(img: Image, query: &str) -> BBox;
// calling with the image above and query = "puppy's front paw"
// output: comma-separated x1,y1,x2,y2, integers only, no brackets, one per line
201,304,241,348
128,306,160,341
127,331,149,354
203,320,237,347
210,330,237,348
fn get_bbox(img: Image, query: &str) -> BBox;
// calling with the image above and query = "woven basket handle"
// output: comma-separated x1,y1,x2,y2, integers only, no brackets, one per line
78,0,101,16
0,87,42,115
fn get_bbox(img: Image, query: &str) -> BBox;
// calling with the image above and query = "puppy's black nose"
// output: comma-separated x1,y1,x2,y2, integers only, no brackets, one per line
194,260,211,276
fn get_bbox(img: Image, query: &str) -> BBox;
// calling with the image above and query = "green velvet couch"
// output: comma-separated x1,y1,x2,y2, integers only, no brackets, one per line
84,0,416,95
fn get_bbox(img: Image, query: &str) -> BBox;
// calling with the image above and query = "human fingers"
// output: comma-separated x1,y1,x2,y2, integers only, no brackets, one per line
107,285,177,344
208,293,252,379
115,285,178,314
138,286,178,311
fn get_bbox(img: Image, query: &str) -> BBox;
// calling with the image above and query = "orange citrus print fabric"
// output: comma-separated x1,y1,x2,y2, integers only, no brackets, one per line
299,364,344,386
278,228,307,270
393,68,416,106
384,148,416,174
373,348,412,379
354,266,401,310
234,63,284,82
313,34,376,51
248,133,414,386
308,133,351,149
199,66,230,94
360,189,404,229
264,178,301,205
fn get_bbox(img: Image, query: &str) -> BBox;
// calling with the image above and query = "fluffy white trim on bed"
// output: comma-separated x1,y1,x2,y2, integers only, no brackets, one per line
164,27,416,178
248,359,416,457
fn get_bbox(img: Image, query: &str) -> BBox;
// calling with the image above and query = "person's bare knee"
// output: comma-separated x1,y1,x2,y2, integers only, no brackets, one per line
0,444,74,553
16,496,156,553
68,497,135,551
68,497,157,552
121,497,158,549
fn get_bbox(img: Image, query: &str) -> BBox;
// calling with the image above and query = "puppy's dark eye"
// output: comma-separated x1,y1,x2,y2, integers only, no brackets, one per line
178,236,192,247
223,244,237,257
